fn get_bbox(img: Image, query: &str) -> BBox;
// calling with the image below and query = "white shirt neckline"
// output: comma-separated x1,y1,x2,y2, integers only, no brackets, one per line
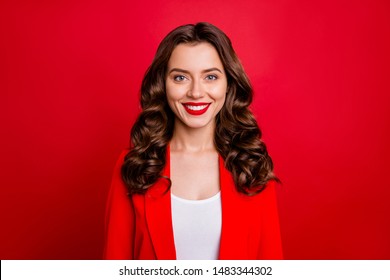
171,191,221,204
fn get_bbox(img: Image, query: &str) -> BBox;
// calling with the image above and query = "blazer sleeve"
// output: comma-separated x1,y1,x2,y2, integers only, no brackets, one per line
257,181,284,259
103,150,134,259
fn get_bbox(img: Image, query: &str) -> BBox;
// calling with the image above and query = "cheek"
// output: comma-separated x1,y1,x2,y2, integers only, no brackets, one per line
217,94,226,111
215,84,227,112
166,93,177,113
165,86,183,115
166,83,187,102
210,83,227,101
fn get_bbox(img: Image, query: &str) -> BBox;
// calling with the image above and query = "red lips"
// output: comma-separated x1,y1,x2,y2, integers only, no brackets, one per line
182,102,211,115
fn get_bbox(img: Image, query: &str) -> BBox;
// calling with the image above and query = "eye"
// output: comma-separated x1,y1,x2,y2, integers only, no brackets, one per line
173,75,186,82
206,74,218,80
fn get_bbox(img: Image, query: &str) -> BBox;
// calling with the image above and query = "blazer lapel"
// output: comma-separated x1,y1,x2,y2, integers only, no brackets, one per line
144,146,176,260
218,155,253,259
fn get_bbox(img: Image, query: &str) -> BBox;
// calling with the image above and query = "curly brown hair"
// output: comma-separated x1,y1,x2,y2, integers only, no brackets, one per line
122,22,278,195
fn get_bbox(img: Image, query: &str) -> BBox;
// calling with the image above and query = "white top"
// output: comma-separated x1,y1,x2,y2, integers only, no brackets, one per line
171,191,222,260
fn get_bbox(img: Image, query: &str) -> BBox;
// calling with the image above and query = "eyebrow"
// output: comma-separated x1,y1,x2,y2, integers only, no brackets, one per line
168,67,223,74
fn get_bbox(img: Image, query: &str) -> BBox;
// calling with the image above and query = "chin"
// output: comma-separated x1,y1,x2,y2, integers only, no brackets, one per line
181,119,214,129
186,123,211,129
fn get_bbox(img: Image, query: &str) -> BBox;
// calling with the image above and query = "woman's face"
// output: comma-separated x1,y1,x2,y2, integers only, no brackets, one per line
165,42,227,130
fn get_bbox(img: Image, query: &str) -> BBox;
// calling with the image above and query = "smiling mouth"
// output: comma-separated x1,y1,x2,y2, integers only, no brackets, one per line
182,102,211,115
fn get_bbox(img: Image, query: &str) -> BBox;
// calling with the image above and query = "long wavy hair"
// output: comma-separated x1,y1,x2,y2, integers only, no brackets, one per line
122,22,278,195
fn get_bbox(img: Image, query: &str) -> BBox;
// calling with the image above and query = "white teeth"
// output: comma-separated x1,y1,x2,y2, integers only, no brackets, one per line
186,105,208,111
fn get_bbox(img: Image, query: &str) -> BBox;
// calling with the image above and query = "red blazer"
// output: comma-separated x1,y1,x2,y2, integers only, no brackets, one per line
104,148,283,260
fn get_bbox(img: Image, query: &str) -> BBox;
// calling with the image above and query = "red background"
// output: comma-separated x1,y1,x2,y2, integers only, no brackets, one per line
1,0,389,259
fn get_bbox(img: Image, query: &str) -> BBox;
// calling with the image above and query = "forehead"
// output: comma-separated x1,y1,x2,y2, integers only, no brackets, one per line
167,42,224,70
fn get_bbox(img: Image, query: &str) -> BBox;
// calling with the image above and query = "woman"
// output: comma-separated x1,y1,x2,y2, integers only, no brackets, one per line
104,22,283,260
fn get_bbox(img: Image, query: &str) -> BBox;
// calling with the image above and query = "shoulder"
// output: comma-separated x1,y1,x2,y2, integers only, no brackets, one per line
110,149,130,173
117,149,130,161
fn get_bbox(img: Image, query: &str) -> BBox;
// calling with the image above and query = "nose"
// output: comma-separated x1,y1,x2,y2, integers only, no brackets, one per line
187,79,204,99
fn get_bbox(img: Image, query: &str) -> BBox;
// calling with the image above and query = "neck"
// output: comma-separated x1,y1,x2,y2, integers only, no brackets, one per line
170,119,216,153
